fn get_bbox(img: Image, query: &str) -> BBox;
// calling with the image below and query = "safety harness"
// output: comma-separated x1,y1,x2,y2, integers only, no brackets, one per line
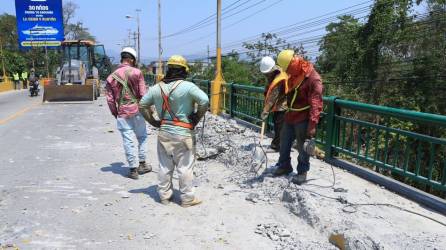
159,80,194,129
111,68,138,109
287,78,310,113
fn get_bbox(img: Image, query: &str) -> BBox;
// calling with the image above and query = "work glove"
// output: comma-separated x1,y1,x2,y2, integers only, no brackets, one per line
188,112,201,129
260,111,269,121
148,119,161,128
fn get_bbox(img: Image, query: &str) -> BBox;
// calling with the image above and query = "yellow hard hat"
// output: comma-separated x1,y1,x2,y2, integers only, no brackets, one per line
167,55,189,72
277,49,295,71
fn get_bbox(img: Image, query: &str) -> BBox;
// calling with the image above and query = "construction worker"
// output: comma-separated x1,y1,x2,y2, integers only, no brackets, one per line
105,47,151,180
13,72,20,90
21,71,28,89
139,55,209,207
259,56,287,151
267,50,323,185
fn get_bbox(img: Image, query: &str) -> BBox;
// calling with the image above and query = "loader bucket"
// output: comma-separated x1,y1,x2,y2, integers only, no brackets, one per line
43,85,94,102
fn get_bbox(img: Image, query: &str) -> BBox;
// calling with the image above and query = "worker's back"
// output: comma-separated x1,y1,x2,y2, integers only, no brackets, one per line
142,79,209,137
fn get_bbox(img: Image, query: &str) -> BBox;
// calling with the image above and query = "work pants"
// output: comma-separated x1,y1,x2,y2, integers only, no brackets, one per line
278,120,310,174
157,131,195,203
271,111,285,150
116,113,148,168
14,80,20,90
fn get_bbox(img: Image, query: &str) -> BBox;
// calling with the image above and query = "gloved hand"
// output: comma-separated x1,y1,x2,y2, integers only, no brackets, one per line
148,119,161,128
188,112,200,129
260,111,269,121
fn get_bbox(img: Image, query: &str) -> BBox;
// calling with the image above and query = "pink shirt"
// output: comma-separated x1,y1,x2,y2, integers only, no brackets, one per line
105,63,147,118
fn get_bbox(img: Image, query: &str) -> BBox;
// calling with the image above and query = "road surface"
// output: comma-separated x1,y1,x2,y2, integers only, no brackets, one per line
0,90,445,249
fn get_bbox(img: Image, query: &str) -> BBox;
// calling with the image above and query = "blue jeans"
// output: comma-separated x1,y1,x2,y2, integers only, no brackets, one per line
117,113,148,168
278,120,310,174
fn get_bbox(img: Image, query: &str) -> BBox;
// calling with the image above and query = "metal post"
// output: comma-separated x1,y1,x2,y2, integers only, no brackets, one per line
136,9,141,65
324,96,338,160
0,39,6,78
45,45,50,78
157,0,163,81
211,0,224,114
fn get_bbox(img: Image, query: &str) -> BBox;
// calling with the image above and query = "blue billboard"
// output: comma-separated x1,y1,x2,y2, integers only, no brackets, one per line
15,0,64,49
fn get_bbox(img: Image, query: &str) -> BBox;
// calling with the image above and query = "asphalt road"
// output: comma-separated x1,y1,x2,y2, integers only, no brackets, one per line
1,90,445,249
0,91,288,249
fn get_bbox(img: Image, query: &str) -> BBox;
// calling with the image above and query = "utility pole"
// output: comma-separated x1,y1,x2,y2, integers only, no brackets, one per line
133,32,138,49
207,45,210,65
211,0,224,114
136,9,141,65
157,0,163,81
127,29,132,47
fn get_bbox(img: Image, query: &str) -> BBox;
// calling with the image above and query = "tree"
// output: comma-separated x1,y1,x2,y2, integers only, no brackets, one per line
63,1,95,41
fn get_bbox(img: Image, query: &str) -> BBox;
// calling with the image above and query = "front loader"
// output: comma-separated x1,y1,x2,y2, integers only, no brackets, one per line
43,40,111,102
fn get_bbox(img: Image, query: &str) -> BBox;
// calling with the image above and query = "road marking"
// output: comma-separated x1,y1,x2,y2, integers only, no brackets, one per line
0,101,41,125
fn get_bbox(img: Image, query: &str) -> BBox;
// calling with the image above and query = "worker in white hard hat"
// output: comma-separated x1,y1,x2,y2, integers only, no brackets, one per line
259,56,288,151
105,47,152,180
139,55,209,207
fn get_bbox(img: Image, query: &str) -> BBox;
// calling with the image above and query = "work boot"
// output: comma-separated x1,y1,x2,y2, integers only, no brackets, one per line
181,198,202,208
128,168,139,180
160,196,173,205
269,143,280,152
273,163,293,176
291,172,307,185
137,161,152,175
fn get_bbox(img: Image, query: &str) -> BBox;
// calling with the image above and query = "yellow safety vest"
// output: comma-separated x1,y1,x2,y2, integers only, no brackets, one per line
13,73,20,81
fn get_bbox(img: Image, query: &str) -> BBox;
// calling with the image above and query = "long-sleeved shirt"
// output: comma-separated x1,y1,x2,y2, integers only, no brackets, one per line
140,80,209,137
105,63,146,118
285,69,323,132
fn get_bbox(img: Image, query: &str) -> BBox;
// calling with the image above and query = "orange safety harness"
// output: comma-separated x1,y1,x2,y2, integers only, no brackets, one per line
159,80,194,129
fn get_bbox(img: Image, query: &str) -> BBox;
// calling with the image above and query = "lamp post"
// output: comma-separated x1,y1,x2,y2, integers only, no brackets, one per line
125,9,141,65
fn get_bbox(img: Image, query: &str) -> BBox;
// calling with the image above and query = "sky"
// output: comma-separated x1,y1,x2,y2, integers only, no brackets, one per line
0,0,427,63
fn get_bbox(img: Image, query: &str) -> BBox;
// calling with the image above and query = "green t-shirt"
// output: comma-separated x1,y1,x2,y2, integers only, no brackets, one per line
140,80,209,137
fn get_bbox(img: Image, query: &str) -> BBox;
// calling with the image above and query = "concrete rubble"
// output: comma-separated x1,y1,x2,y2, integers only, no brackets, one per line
194,114,446,250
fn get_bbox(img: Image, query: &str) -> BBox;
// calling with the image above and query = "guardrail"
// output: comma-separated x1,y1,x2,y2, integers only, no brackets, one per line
145,76,446,196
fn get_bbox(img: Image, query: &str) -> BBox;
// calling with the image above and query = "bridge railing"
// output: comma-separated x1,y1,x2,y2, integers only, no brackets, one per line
145,76,446,195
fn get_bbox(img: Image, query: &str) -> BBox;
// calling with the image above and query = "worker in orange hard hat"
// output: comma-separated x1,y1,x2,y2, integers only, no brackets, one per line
266,49,324,185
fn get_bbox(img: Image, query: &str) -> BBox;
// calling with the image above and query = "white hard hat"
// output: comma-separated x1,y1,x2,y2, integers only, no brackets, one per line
121,47,137,60
260,56,275,73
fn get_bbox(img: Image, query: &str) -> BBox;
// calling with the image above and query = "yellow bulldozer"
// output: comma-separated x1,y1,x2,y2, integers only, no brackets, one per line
43,40,111,102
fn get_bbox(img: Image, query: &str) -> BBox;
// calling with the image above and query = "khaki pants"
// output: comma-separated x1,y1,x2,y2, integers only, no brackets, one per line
157,131,196,203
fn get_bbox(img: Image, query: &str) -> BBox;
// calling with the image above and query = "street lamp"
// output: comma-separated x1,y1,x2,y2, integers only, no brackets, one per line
125,9,141,65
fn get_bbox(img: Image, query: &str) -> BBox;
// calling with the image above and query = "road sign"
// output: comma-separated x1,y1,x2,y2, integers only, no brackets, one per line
15,0,64,49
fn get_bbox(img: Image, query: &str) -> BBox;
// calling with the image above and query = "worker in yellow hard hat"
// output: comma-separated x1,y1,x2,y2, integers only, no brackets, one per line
139,55,209,207
268,49,324,185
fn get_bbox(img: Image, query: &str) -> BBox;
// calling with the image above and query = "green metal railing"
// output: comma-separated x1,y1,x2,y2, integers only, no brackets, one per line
145,76,446,194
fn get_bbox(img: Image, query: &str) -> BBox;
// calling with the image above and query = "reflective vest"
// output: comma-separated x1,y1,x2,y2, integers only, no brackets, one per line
159,80,193,129
111,68,138,109
13,73,20,81
21,72,28,80
287,78,310,113
266,71,288,95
